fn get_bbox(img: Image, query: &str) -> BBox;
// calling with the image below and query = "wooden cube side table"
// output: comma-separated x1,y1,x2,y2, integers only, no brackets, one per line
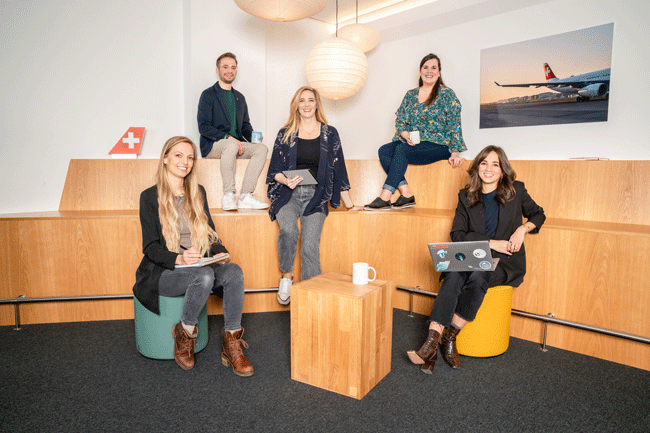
290,272,394,399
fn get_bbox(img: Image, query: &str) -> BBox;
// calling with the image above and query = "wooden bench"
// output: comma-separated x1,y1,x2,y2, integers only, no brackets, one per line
1,158,649,371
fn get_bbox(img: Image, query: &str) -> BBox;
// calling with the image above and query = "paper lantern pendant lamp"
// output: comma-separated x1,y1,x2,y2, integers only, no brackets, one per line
233,0,327,22
337,23,381,53
305,37,368,100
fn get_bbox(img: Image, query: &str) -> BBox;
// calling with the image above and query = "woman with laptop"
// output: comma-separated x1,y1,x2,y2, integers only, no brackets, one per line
266,86,362,306
365,53,467,211
133,136,253,376
407,145,545,373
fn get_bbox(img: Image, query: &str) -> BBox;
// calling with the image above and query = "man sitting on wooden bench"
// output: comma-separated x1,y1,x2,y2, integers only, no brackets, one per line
197,52,268,211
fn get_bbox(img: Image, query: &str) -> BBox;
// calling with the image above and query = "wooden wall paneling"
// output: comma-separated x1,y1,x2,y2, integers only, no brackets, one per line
514,227,650,337
59,159,272,212
511,161,650,226
401,163,470,211
59,160,158,211
58,159,650,224
343,160,470,211
209,212,290,315
0,219,20,324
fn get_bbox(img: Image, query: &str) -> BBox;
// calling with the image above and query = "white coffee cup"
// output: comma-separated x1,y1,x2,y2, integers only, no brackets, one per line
251,131,262,143
353,262,377,285
409,130,420,145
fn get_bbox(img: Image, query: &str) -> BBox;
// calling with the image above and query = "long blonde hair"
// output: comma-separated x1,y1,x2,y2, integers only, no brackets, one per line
281,86,328,144
156,136,219,255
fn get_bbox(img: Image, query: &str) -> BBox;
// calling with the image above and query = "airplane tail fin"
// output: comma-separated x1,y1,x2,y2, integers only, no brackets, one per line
544,63,557,80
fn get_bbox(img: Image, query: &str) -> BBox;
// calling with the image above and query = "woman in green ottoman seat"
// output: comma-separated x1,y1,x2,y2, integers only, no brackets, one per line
133,136,253,376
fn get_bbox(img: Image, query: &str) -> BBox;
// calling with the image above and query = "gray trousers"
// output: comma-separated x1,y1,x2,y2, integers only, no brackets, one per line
158,262,245,331
205,137,268,195
276,185,327,281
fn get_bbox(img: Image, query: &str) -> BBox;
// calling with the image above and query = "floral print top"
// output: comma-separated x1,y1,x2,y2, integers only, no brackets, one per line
393,86,466,153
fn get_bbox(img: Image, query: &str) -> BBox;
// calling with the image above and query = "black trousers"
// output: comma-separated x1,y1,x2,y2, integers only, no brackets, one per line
428,268,506,327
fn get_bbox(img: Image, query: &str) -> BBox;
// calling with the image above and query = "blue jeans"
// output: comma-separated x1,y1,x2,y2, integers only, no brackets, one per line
158,262,245,331
276,185,327,281
378,140,452,192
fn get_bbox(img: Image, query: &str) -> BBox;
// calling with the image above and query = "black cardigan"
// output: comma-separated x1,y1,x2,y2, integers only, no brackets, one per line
133,185,228,314
450,181,546,288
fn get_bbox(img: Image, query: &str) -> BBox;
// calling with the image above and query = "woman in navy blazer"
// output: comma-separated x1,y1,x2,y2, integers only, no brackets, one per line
407,145,545,373
266,86,362,305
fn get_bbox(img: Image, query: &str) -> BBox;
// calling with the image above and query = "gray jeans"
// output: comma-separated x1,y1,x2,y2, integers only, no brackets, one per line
276,185,327,281
158,262,245,331
205,137,268,195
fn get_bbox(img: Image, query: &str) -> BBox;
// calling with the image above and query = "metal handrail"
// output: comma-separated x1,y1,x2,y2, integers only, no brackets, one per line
397,285,650,347
5,285,649,348
1,288,279,330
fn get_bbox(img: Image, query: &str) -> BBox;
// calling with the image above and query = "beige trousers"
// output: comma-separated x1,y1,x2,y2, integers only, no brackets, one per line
205,137,268,195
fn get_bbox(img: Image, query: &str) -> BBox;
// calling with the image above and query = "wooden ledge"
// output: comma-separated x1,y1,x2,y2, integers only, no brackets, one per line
0,210,138,220
544,217,650,237
5,209,649,238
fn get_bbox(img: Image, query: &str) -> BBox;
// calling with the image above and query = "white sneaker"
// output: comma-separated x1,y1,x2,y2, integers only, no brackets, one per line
238,193,269,210
222,192,238,211
277,277,292,305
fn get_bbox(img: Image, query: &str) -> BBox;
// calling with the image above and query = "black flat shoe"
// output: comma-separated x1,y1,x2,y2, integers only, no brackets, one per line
364,197,392,211
392,195,416,209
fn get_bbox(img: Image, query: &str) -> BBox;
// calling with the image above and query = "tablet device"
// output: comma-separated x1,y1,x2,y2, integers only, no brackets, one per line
282,169,318,185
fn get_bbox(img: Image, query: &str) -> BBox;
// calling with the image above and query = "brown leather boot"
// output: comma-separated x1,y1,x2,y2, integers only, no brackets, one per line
407,329,441,365
421,351,437,374
222,328,254,377
172,322,197,370
440,325,462,369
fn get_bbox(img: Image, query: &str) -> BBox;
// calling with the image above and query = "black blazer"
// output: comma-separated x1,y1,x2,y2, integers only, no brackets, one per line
197,82,254,157
133,185,228,314
450,181,545,287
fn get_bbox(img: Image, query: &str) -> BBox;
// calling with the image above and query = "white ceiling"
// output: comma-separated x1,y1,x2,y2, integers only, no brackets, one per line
310,0,483,26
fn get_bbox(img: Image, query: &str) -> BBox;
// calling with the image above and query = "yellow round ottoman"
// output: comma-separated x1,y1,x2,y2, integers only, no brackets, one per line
456,285,513,357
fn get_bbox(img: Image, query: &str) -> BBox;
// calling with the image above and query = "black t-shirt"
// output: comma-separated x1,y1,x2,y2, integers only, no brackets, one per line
296,135,320,177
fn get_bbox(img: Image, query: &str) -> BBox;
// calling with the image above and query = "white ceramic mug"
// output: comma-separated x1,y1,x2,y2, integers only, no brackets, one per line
251,131,262,143
409,130,420,145
353,262,377,285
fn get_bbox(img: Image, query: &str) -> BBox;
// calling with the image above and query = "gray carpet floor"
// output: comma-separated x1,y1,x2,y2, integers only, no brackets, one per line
1,309,649,432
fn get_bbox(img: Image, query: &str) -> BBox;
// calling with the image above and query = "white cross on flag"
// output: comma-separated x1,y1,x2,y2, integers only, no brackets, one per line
109,127,145,154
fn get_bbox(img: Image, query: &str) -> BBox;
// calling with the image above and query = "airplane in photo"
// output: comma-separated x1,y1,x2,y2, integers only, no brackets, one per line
495,63,610,102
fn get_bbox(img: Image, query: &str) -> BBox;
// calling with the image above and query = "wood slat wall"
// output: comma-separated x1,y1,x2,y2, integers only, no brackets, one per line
2,158,649,370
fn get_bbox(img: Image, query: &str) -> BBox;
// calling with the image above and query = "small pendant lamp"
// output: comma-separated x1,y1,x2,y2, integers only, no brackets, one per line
337,1,381,52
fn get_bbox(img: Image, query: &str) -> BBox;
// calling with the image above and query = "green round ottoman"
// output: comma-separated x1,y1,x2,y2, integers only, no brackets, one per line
134,295,209,359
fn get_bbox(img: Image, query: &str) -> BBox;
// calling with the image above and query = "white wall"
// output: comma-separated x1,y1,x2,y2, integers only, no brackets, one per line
1,0,648,214
333,0,650,160
184,0,266,149
0,0,185,213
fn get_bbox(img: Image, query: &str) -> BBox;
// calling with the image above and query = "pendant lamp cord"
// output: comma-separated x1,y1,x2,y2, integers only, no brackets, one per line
336,0,338,36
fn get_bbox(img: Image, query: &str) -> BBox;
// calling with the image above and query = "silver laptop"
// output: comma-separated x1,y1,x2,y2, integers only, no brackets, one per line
428,240,499,272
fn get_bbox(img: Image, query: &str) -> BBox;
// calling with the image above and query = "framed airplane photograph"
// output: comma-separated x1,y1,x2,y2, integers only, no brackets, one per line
480,23,613,129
